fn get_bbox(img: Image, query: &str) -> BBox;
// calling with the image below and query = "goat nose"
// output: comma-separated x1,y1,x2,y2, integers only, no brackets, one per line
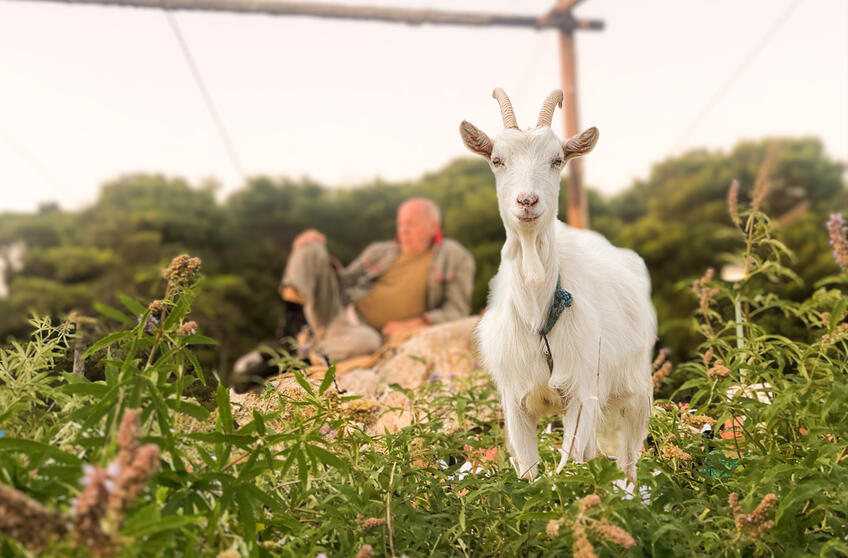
516,194,539,208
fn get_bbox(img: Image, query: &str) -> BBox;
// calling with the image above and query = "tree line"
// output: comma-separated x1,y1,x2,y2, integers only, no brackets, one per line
0,137,843,386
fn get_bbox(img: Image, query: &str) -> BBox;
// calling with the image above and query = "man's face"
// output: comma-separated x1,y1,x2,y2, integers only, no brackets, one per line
397,202,438,256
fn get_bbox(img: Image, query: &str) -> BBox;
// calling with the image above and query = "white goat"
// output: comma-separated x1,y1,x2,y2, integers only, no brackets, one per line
461,88,656,480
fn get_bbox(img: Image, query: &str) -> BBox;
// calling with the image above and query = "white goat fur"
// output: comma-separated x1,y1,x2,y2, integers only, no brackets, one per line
461,89,656,480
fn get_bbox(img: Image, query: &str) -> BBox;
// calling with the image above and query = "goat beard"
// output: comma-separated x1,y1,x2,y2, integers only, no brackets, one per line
504,232,548,287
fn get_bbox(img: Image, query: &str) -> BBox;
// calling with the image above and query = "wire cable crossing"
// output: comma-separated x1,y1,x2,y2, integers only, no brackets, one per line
163,7,247,181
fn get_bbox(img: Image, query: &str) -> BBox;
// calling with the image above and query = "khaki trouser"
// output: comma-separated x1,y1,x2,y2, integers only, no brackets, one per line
281,241,382,361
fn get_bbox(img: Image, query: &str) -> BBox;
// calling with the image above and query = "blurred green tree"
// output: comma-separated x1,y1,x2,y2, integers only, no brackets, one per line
0,137,842,388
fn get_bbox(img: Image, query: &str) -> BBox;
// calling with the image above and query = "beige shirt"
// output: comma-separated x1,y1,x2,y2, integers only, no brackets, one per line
354,249,433,330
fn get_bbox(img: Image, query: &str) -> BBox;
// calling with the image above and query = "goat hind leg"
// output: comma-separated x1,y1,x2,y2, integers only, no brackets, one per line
619,395,650,481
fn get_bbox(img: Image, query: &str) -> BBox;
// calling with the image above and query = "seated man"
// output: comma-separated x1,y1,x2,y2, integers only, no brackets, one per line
280,197,475,361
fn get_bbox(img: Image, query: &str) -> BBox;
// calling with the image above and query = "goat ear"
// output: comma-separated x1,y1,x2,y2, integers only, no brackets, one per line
562,126,599,162
460,120,493,160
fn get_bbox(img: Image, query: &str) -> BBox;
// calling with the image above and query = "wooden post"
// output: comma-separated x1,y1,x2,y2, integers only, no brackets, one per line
555,0,589,229
558,29,588,229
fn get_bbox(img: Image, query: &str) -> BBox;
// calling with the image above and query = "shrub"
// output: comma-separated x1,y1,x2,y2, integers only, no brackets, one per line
1,190,847,556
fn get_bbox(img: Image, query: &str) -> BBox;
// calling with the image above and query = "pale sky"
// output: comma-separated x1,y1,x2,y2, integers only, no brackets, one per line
0,0,846,213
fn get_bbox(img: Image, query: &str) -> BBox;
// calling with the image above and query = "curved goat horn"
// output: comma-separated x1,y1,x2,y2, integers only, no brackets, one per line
492,88,519,129
536,90,563,128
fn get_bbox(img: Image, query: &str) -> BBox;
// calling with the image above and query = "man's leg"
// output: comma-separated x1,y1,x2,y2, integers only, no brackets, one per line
318,309,382,361
281,241,345,332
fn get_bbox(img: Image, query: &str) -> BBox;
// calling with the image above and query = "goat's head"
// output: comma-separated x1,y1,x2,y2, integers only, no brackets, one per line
460,88,599,233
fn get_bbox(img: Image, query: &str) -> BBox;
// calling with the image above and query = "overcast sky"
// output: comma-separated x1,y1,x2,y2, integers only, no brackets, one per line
0,0,846,213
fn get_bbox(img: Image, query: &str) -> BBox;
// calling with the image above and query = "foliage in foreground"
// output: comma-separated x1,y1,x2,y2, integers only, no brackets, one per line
1,186,848,557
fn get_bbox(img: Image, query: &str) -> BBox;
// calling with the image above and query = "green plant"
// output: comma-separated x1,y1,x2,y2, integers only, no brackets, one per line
1,191,847,556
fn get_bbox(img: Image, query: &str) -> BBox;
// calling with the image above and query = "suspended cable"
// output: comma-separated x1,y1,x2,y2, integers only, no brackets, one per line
0,128,79,205
163,7,247,181
672,0,805,151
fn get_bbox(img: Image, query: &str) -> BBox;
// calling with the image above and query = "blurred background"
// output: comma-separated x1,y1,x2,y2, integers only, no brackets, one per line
0,0,846,384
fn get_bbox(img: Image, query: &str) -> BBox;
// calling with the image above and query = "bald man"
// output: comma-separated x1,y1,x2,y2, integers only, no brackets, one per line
278,198,475,361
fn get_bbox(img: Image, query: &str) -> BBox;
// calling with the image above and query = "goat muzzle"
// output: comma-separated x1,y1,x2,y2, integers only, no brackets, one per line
516,193,539,208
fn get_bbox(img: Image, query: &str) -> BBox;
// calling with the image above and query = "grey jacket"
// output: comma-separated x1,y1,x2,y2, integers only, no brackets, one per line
339,238,475,325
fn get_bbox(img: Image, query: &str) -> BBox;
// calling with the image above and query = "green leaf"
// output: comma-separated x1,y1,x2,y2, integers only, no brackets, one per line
143,378,178,462
292,370,314,396
118,293,147,316
122,503,200,537
0,402,27,426
830,298,847,329
75,382,123,431
167,399,211,422
252,410,266,437
93,302,133,325
164,288,199,330
56,381,109,397
184,349,206,386
181,334,218,346
236,488,256,541
388,383,414,401
83,330,132,358
186,432,255,448
0,438,82,465
216,383,233,434
306,443,345,470
318,363,336,396
243,484,285,513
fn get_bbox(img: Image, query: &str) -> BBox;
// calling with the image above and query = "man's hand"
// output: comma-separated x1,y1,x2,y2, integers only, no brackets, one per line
381,317,427,337
292,229,326,250
279,285,305,305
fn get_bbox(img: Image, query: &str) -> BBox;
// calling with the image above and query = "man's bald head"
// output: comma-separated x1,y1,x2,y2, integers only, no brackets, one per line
398,198,441,225
397,198,442,256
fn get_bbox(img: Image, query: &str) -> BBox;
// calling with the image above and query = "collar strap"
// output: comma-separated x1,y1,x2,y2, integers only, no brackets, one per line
539,277,573,337
539,277,573,375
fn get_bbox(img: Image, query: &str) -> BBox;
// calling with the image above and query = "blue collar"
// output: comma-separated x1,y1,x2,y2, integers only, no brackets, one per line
539,277,573,336
539,278,573,374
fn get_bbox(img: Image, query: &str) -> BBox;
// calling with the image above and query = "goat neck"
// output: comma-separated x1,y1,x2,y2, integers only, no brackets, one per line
501,212,559,331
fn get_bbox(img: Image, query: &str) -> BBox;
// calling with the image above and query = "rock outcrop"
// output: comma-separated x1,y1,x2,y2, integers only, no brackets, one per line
229,316,492,435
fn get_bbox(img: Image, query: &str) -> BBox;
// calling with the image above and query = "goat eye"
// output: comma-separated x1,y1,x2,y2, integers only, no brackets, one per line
492,157,505,168
552,157,563,167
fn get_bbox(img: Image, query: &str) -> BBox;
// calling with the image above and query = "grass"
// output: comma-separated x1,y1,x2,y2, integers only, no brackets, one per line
1,193,848,557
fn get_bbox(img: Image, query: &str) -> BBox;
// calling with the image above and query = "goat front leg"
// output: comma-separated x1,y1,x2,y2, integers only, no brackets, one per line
502,394,540,480
556,396,600,474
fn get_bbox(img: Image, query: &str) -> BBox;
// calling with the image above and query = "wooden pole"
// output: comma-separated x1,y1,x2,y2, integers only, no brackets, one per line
558,29,589,229
7,0,603,31
554,0,589,229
